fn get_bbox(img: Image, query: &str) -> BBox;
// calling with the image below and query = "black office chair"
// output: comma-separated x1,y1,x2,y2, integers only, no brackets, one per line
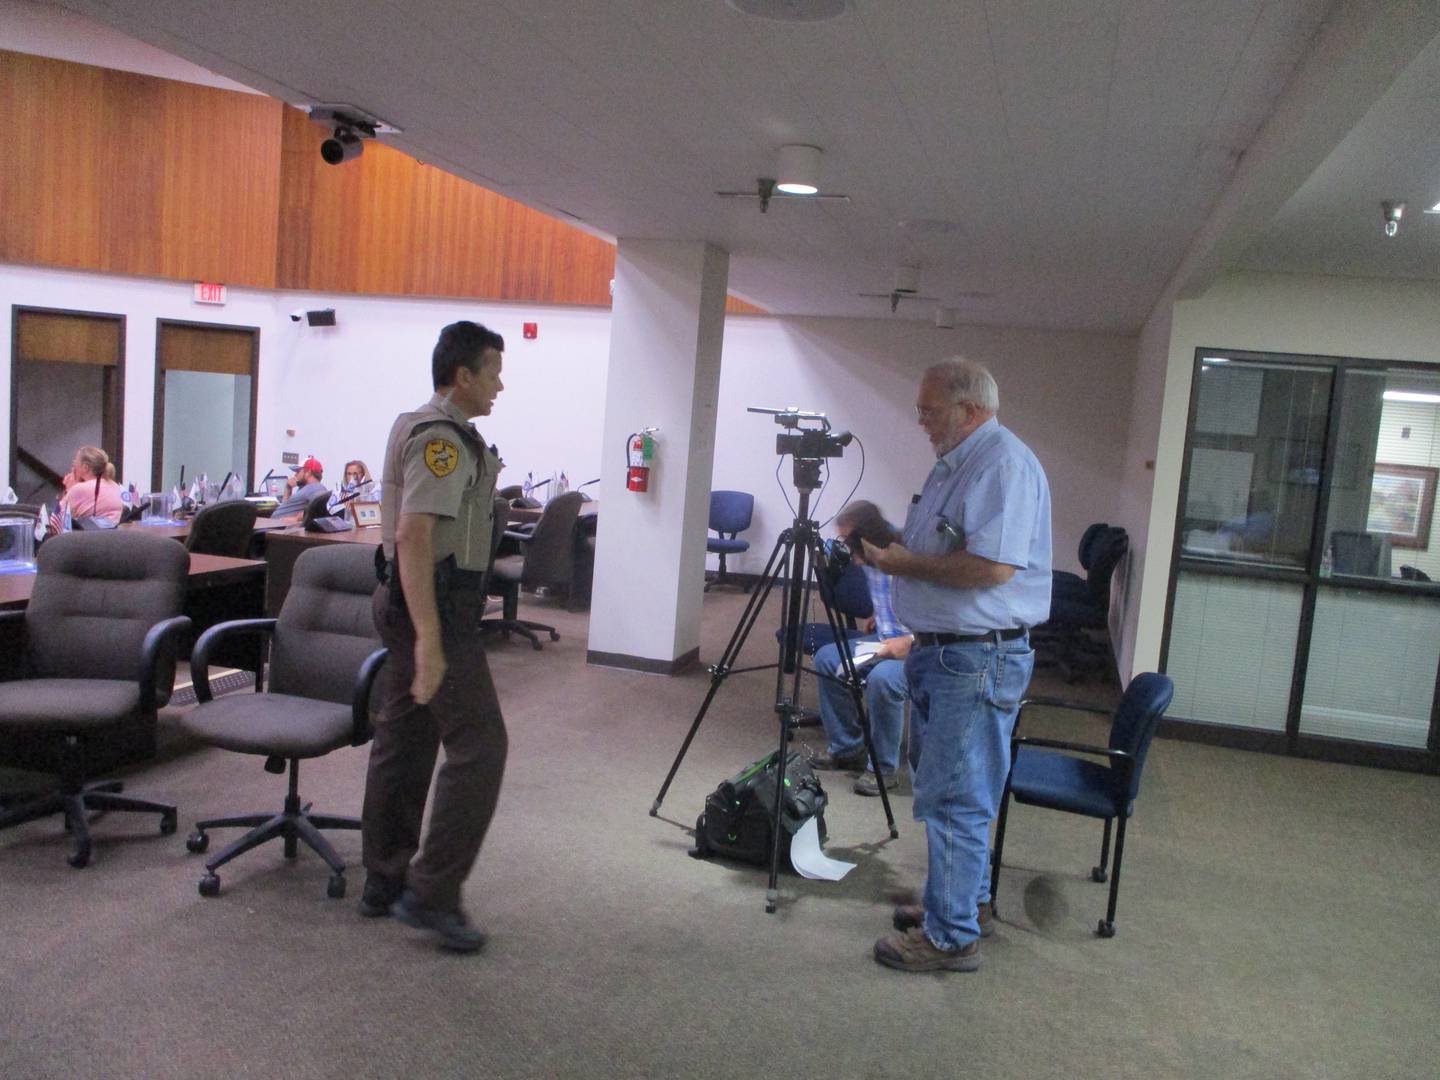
178,544,386,898
487,492,583,649
705,490,754,591
991,672,1174,938
186,499,259,558
1330,530,1391,577
1399,564,1431,582
0,531,191,867
301,491,335,530
1036,523,1128,682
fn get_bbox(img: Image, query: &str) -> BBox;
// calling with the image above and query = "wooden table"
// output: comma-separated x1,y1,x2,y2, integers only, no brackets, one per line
0,553,266,685
119,518,295,542
0,553,262,611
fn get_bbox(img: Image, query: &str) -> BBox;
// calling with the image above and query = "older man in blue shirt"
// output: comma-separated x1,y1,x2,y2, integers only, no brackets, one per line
863,357,1051,973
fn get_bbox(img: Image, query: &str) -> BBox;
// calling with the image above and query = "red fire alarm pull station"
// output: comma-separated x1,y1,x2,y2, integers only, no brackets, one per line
523,322,538,340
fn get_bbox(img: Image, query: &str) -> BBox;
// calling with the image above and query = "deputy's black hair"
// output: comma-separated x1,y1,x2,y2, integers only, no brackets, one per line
432,321,505,389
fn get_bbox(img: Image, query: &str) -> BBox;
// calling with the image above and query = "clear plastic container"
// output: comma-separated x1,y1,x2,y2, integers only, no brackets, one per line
142,491,177,523
0,513,37,572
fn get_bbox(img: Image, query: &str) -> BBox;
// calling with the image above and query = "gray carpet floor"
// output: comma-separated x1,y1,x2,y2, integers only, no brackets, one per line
1,588,1437,1080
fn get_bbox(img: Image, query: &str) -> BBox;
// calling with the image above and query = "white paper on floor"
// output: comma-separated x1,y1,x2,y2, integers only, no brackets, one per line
789,816,855,881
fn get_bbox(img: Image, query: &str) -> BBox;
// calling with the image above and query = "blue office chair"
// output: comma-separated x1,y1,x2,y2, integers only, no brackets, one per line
990,671,1174,938
705,490,754,591
775,557,874,655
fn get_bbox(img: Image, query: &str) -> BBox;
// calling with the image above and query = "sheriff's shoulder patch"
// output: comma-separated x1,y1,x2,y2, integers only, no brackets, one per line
424,438,459,478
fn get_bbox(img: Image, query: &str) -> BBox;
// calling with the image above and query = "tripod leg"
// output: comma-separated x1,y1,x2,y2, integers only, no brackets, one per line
651,532,792,815
765,717,790,914
803,534,898,836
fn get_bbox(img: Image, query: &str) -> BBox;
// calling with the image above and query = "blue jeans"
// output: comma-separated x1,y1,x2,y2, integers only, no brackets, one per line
905,637,1034,950
813,637,908,774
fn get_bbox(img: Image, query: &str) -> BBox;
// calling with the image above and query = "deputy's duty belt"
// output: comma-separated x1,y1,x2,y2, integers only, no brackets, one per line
912,628,1027,647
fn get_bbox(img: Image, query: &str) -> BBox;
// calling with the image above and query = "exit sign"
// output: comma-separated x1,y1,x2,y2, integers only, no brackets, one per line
193,282,227,305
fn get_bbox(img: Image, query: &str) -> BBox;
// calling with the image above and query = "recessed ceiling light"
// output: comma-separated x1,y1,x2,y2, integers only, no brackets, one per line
899,218,960,234
1425,201,1440,214
1384,390,1440,404
727,0,848,21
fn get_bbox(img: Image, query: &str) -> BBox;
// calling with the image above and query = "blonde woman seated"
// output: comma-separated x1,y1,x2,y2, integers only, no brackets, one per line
52,446,126,532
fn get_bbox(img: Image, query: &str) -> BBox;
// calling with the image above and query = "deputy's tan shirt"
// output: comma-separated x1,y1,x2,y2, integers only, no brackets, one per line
380,392,499,572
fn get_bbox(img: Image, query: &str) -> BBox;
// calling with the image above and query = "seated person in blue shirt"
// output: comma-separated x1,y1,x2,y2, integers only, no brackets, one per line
272,456,329,519
810,499,913,797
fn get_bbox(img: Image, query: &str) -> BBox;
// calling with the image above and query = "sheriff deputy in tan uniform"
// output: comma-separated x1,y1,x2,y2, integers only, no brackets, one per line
359,320,507,954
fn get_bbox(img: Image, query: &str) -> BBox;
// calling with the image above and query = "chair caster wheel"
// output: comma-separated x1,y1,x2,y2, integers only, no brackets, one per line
160,810,178,835
67,848,91,869
1091,866,1108,883
1096,920,1115,938
186,831,210,854
530,639,543,651
199,874,221,898
327,874,347,899
548,630,560,641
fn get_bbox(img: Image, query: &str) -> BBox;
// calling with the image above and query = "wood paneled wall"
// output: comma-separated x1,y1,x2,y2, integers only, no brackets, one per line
276,107,617,304
0,51,283,287
1,51,766,313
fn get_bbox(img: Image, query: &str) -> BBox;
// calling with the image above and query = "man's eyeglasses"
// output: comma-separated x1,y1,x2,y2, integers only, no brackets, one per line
915,401,964,422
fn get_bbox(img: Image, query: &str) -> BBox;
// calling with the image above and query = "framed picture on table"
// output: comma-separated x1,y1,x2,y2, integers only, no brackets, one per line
352,501,382,528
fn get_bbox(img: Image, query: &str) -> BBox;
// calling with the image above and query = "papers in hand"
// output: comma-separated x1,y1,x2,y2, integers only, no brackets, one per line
851,640,885,668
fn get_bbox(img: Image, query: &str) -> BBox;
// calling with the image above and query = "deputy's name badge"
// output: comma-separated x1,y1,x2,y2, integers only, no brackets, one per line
424,439,459,478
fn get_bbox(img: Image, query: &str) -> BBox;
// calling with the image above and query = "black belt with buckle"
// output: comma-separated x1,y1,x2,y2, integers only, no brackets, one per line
913,628,1027,647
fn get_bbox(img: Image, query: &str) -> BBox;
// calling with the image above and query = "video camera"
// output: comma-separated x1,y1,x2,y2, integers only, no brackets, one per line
749,406,853,493
747,406,853,459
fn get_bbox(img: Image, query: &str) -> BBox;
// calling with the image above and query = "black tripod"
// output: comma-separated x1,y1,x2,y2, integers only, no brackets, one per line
652,455,899,914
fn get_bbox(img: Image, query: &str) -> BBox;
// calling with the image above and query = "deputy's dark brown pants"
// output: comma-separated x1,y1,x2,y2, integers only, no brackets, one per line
361,582,508,911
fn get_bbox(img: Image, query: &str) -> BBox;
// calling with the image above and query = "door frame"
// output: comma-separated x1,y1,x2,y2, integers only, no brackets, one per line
152,318,261,493
9,305,127,492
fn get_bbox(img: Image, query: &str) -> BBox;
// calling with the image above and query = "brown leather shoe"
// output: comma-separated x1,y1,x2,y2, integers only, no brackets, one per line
873,927,981,973
853,770,899,796
892,901,993,938
812,749,867,773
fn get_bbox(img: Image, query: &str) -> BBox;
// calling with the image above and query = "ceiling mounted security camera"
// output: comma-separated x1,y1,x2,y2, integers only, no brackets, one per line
308,104,402,166
321,126,364,165
289,310,304,322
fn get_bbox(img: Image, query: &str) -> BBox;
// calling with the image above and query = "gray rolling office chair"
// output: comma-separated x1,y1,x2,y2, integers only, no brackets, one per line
178,544,386,898
486,491,583,650
0,531,191,867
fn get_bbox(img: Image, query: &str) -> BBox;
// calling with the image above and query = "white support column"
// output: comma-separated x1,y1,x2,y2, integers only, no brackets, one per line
587,240,729,673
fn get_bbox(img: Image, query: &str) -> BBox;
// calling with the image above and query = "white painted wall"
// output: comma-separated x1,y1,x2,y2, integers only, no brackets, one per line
3,262,1139,609
712,316,1137,581
1130,270,1440,678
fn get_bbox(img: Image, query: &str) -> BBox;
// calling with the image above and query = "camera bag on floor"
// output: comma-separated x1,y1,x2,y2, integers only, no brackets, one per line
691,749,827,868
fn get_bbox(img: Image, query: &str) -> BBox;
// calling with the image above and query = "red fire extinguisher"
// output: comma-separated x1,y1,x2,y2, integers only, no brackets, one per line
626,429,657,492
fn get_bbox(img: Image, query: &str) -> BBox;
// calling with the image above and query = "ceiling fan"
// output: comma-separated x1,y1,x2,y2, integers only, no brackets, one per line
859,266,994,312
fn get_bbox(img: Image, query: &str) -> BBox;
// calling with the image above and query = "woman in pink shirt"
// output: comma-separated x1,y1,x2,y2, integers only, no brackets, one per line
58,446,126,523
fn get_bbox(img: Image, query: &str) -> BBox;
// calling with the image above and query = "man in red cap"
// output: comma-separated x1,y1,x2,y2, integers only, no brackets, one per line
274,457,329,519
